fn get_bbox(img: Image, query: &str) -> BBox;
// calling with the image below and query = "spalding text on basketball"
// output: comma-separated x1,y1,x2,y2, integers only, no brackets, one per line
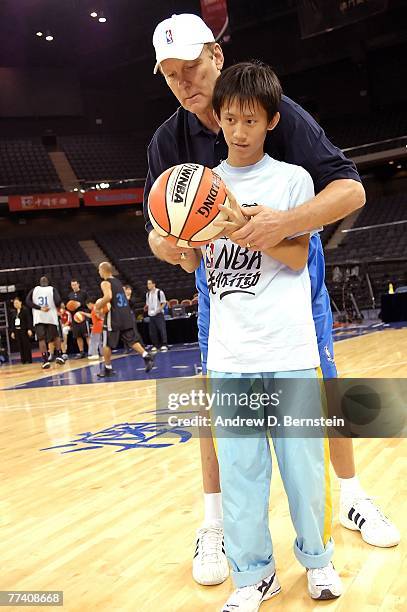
196,174,221,218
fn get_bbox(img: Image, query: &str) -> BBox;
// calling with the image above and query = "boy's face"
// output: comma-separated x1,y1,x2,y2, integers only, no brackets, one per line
216,99,279,167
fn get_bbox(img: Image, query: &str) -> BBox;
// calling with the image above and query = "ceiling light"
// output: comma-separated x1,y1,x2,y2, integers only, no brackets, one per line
98,12,107,23
388,160,394,165
45,30,54,41
90,11,98,18
397,164,402,169
36,31,43,37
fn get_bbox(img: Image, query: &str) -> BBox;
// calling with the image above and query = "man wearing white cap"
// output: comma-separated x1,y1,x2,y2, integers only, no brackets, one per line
144,10,400,600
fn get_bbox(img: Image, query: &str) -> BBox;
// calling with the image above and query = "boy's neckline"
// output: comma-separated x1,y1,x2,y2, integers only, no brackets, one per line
222,154,269,172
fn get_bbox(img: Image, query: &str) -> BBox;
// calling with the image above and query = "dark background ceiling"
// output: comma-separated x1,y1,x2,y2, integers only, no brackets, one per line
0,0,406,134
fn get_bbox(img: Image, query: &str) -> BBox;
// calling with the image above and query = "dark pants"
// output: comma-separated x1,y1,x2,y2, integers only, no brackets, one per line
15,330,32,363
148,313,167,348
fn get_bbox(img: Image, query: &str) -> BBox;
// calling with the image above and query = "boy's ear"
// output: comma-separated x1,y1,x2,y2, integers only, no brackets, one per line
213,109,222,128
267,112,280,132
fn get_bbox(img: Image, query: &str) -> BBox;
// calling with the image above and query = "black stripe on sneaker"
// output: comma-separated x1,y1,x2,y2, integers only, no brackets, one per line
359,517,366,528
194,539,199,557
348,507,355,521
354,512,361,525
257,572,275,597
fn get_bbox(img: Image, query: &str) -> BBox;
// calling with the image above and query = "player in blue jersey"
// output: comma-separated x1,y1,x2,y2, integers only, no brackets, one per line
144,13,400,587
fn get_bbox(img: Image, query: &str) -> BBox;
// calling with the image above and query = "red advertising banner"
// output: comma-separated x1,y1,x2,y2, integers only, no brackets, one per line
8,192,80,212
83,188,144,207
200,0,230,41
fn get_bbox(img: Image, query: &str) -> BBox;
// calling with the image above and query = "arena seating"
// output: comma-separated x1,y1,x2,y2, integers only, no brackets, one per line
324,108,407,150
0,236,102,301
325,193,407,263
59,133,149,182
0,139,62,195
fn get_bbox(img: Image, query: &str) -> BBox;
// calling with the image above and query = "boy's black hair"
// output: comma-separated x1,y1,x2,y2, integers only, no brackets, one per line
213,60,282,122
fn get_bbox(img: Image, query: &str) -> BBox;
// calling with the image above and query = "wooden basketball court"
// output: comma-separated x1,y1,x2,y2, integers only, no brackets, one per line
0,328,405,611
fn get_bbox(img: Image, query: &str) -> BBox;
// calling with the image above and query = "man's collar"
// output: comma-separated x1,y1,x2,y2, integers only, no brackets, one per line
187,110,216,137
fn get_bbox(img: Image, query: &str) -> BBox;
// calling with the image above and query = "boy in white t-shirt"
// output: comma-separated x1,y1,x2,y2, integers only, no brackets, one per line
181,61,342,611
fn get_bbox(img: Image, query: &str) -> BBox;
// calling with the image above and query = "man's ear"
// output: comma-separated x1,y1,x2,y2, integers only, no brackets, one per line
213,43,224,71
267,112,280,132
213,109,222,129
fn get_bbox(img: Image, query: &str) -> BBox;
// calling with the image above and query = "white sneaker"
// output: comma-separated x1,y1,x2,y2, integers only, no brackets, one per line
160,345,168,352
150,346,158,353
87,354,99,360
307,562,342,600
193,526,229,586
221,572,281,612
340,496,400,547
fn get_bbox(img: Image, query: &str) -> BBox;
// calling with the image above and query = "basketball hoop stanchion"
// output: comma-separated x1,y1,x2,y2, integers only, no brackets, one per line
366,272,376,310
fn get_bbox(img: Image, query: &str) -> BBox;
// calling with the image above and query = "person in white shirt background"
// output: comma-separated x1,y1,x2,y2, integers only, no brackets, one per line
146,278,168,352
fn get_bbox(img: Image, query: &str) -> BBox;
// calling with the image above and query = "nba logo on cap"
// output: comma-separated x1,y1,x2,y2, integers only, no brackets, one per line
165,29,173,44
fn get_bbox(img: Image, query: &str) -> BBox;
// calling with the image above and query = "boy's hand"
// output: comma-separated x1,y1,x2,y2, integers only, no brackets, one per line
231,205,289,250
213,188,249,237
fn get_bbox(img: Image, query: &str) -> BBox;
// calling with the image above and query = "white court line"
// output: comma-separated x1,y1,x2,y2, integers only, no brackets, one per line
339,359,407,376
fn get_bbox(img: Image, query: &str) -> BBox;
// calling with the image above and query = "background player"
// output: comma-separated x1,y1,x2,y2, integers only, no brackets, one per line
67,279,89,359
96,262,155,377
26,276,66,370
58,302,71,359
82,297,105,360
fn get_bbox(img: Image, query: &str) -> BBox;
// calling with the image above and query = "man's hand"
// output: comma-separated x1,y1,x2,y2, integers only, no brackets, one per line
27,330,33,337
41,306,50,312
231,206,290,250
213,188,249,238
148,230,187,265
11,332,15,340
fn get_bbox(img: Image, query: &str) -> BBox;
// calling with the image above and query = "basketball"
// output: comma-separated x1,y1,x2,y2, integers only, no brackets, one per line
74,311,85,323
148,163,230,247
95,299,110,314
66,300,80,312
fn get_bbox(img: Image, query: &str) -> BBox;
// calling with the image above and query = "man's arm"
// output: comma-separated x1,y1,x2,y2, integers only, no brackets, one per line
232,179,365,251
26,289,41,310
217,188,310,270
144,131,186,265
96,281,112,309
180,249,202,273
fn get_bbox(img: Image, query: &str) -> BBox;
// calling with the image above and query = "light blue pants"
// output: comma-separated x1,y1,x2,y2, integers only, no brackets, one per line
209,368,334,588
88,331,105,357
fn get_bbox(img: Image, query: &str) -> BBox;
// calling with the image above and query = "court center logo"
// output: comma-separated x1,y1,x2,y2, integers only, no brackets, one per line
40,418,191,453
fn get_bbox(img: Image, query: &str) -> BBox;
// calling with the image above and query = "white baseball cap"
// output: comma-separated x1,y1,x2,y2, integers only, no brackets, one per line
153,13,215,74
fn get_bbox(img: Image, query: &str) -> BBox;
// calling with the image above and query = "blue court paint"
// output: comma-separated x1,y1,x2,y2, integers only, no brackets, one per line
40,420,192,453
7,344,202,390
